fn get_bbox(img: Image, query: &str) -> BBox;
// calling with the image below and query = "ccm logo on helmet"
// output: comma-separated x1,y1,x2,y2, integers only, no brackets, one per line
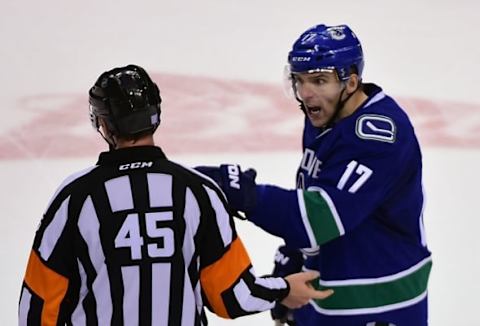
291,57,311,62
119,161,153,170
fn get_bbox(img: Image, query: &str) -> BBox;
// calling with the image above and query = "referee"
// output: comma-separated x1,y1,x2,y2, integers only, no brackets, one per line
18,64,332,325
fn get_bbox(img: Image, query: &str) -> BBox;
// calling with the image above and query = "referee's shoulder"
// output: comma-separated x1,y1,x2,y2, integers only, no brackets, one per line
43,165,99,211
57,165,98,190
165,160,224,194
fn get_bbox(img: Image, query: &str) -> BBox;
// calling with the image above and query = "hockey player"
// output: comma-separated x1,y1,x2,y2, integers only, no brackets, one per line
18,65,333,325
196,24,432,325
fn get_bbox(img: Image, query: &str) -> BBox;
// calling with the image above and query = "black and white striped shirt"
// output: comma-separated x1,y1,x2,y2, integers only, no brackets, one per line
19,146,288,326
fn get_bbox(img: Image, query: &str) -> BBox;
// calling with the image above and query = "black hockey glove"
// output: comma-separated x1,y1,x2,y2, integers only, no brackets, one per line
194,164,257,216
271,245,305,325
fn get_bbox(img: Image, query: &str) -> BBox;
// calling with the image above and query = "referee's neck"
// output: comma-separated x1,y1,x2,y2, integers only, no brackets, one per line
115,134,155,149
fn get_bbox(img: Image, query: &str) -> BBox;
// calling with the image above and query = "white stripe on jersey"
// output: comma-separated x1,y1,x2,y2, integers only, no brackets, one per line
146,211,172,221
233,279,274,312
308,186,345,236
311,289,427,316
105,176,134,212
179,164,232,208
181,187,201,325
38,196,70,260
78,196,112,325
183,187,201,267
419,186,427,247
152,263,171,325
296,189,318,248
252,270,287,289
71,259,88,326
18,287,32,326
181,266,196,326
194,257,203,315
45,166,97,210
147,173,173,207
204,186,232,246
121,266,140,326
363,91,385,109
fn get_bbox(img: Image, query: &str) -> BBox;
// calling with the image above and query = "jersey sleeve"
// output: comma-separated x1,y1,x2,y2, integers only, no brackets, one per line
197,183,289,319
247,122,418,249
19,193,75,325
18,167,96,325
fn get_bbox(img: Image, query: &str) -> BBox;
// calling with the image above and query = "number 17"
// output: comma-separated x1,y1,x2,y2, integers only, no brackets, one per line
337,160,373,193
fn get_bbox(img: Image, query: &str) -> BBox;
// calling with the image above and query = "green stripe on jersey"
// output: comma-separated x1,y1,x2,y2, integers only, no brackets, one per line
312,258,432,312
302,190,342,244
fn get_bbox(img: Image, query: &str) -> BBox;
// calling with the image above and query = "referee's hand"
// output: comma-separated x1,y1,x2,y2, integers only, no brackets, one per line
281,271,333,309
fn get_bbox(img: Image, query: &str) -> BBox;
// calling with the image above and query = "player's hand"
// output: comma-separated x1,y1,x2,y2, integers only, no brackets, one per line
281,271,333,309
194,164,257,214
270,246,304,324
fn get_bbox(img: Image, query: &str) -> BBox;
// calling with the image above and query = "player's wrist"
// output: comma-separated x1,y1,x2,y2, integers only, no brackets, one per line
277,277,291,302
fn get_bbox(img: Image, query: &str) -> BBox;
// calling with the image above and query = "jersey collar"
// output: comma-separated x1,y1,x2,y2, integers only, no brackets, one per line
97,146,167,165
360,83,386,110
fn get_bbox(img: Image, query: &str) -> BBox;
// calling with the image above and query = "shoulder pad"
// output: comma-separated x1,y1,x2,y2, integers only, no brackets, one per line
355,114,396,143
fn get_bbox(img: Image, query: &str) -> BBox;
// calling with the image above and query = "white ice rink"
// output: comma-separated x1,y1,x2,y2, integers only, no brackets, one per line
1,0,480,324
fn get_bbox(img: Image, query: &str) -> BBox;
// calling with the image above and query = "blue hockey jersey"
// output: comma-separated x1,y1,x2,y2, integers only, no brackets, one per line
248,84,432,319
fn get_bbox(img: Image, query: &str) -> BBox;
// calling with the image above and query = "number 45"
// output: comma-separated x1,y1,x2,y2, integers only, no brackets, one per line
115,212,175,260
337,160,373,193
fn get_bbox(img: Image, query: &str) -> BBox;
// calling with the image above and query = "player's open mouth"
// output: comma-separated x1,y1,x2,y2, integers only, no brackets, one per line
307,106,322,114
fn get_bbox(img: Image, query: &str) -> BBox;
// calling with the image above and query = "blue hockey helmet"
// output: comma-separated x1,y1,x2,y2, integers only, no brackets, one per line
89,64,161,137
288,24,364,80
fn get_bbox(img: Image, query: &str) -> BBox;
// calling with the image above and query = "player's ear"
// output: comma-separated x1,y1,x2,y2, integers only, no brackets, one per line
346,74,360,93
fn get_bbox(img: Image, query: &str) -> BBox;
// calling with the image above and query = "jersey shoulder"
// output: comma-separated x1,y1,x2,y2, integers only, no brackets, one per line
47,166,98,201
354,113,398,144
165,160,227,197
342,92,417,150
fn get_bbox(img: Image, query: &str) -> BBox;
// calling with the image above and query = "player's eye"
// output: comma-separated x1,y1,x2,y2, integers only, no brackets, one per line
313,77,327,85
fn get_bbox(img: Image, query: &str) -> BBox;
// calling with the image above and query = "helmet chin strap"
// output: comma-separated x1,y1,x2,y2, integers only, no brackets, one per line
293,75,359,127
298,83,354,129
324,81,359,128
297,89,351,125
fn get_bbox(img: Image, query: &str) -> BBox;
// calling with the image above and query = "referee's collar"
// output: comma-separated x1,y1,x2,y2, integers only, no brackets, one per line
97,146,167,165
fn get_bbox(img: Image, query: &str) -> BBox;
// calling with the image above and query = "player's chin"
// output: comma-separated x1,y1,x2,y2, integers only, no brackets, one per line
307,115,327,128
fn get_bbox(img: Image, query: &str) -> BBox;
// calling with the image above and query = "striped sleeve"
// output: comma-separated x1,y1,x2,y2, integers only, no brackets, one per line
198,184,289,319
19,168,95,325
20,209,72,326
20,251,70,326
20,200,72,326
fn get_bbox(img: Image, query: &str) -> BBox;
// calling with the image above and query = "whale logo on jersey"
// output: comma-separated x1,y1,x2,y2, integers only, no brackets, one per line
355,114,396,143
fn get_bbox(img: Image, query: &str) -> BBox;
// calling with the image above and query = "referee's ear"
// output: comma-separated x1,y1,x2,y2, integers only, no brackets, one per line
98,118,114,139
97,117,118,150
98,118,108,135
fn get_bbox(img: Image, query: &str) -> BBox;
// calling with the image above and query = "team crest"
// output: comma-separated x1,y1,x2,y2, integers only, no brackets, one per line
355,114,396,143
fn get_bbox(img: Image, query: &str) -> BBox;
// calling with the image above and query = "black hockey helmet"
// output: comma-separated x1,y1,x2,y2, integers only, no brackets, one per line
89,64,161,137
